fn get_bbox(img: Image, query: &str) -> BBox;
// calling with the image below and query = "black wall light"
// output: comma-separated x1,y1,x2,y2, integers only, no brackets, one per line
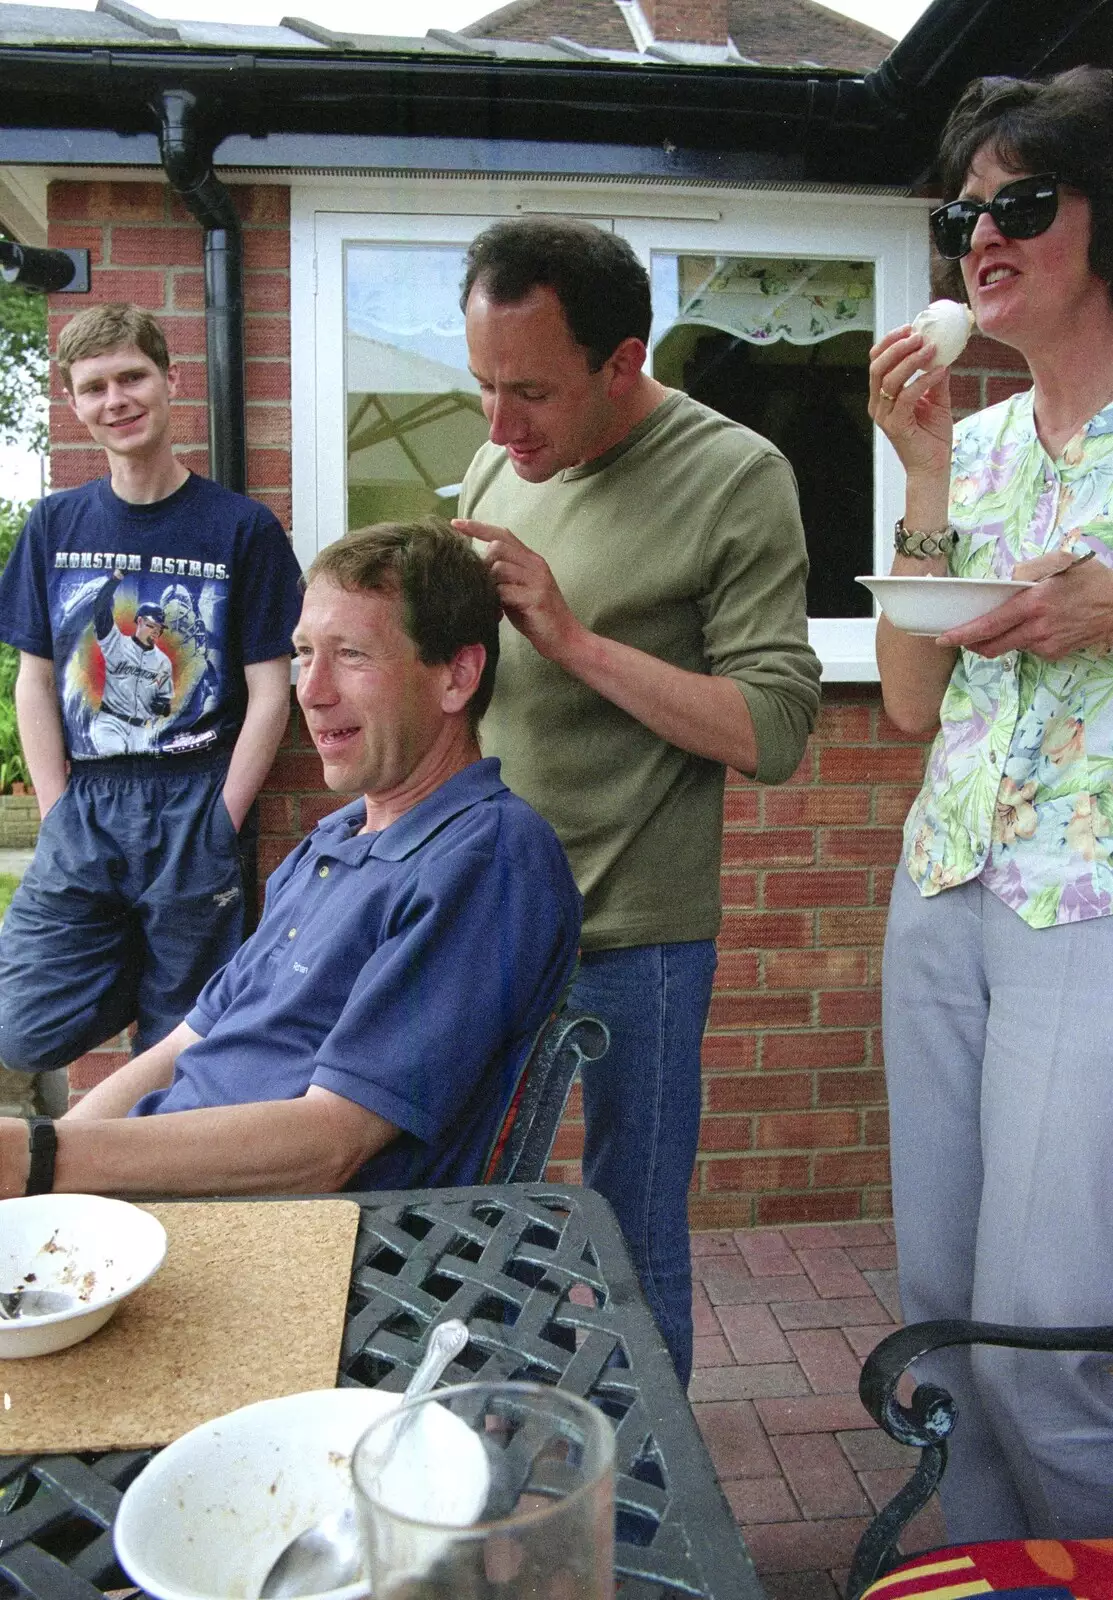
0,241,91,293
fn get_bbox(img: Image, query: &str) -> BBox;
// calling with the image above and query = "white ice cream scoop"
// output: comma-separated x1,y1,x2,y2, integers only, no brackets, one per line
911,298,976,368
259,1318,470,1598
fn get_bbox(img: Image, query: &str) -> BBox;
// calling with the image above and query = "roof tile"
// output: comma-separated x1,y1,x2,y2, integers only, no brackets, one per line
463,0,894,69
463,0,635,49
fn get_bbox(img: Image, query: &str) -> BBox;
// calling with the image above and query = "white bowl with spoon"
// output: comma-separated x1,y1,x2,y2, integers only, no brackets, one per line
856,574,1034,636
114,1319,471,1600
0,1193,167,1358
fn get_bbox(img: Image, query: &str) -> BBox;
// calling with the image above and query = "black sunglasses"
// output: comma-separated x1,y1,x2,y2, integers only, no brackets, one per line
930,173,1060,261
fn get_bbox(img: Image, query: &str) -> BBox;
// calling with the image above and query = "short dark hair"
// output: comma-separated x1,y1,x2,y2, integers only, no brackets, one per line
461,217,652,370
936,67,1113,300
57,303,171,390
304,519,501,731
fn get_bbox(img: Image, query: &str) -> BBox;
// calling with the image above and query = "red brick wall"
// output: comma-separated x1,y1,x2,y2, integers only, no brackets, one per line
945,332,1033,415
45,180,1030,1227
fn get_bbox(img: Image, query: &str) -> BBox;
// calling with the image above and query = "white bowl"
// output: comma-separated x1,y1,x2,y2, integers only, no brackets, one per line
0,1194,168,1358
114,1387,401,1600
856,574,1034,636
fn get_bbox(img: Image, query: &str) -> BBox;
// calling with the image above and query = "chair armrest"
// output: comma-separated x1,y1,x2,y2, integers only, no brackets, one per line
484,1011,610,1185
860,1318,1113,1440
847,1320,1113,1600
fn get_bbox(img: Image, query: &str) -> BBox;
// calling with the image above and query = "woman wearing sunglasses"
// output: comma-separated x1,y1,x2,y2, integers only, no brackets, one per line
869,67,1113,1543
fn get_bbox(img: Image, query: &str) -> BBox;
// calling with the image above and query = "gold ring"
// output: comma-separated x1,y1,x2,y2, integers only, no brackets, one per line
881,387,897,402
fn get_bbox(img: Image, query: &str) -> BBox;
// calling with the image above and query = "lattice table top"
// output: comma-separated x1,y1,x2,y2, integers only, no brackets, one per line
0,1184,763,1600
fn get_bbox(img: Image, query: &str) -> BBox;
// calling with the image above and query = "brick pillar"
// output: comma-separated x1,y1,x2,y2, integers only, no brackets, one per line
640,0,729,43
47,178,292,527
0,1065,37,1118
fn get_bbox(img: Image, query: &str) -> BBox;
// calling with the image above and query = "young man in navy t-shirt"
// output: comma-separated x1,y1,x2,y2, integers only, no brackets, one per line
0,303,303,1106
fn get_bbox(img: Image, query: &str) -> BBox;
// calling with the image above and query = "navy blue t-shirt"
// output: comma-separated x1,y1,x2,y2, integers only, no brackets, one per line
133,760,583,1189
0,474,303,760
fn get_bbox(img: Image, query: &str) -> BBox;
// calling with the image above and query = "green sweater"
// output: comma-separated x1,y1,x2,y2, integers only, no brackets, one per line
458,390,820,950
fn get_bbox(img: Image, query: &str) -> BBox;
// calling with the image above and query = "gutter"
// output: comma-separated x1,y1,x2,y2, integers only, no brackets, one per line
0,48,894,182
1,0,1109,185
861,0,1113,182
154,86,246,494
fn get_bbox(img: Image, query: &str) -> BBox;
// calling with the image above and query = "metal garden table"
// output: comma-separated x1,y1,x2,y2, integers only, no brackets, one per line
0,1183,763,1600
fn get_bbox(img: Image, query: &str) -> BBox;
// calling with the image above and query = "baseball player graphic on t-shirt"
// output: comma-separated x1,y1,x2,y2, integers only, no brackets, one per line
90,569,173,755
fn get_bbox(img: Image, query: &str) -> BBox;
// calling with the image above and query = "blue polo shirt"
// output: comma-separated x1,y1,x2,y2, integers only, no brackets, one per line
131,758,582,1189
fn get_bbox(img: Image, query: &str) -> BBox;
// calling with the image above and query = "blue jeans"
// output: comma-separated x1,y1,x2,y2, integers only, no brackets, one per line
569,940,717,1387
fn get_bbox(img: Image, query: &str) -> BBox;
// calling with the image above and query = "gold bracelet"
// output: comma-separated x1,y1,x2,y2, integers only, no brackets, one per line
894,518,959,559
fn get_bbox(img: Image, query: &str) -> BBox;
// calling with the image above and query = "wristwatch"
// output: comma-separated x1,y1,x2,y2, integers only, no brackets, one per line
894,518,960,560
25,1117,57,1196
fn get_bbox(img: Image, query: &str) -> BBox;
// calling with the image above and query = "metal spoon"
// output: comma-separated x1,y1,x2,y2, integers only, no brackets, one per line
0,1287,79,1320
259,1318,469,1598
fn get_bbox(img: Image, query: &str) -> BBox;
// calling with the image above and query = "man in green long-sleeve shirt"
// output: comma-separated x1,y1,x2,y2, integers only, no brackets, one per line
455,218,820,1383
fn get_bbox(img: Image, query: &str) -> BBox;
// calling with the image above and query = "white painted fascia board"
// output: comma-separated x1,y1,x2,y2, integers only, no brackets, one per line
0,167,48,245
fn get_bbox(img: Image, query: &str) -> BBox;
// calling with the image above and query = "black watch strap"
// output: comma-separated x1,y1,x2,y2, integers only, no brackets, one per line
26,1117,57,1196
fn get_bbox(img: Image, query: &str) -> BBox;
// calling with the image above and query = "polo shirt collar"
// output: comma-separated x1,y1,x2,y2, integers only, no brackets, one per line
311,757,507,864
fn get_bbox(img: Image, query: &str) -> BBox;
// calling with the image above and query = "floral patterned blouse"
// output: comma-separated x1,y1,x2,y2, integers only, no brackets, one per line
902,388,1113,927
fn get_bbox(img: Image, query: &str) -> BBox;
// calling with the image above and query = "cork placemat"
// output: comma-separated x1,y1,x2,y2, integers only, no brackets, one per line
0,1197,361,1454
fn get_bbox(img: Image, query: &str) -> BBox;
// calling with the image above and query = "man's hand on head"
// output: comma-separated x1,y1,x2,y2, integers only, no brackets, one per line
452,518,588,668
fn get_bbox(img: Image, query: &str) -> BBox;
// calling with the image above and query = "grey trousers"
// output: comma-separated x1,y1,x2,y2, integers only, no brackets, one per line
883,867,1113,1542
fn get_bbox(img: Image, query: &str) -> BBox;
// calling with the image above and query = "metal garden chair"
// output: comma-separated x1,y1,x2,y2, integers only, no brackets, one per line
481,1005,609,1184
847,1318,1113,1600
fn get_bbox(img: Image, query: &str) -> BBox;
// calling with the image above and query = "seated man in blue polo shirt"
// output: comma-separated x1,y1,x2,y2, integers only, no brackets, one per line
0,520,582,1200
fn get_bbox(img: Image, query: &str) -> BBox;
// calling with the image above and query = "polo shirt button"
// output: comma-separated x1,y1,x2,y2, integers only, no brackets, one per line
990,751,998,765
318,865,329,878
287,928,297,939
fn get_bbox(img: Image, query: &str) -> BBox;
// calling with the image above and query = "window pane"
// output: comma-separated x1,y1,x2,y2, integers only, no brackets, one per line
650,254,875,619
345,244,489,528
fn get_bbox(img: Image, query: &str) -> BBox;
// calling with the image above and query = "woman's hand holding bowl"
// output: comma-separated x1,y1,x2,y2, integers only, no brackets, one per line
939,548,1113,660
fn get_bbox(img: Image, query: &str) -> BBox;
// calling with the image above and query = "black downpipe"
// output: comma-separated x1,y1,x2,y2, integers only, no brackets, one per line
155,88,246,493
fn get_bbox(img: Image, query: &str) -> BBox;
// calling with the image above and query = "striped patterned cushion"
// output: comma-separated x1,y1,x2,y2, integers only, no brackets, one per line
862,1542,1113,1600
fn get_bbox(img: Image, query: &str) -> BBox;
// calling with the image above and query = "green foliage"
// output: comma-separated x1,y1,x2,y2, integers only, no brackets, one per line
0,872,19,920
0,272,49,454
0,258,44,796
0,701,28,792
0,492,26,567
0,496,31,792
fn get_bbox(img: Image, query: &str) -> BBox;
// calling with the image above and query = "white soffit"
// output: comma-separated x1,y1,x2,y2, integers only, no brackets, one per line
0,166,47,244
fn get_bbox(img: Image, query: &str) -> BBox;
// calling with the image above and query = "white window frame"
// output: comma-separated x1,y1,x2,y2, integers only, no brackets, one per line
291,180,932,680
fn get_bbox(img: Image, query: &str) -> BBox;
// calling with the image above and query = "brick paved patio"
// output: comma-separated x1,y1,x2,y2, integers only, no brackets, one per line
688,1220,946,1600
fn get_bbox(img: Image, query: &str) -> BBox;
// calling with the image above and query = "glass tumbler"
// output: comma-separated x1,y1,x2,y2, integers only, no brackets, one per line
351,1380,615,1600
